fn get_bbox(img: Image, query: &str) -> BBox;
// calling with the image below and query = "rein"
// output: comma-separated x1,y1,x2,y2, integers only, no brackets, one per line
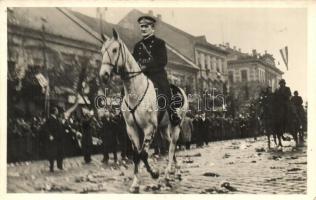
123,78,150,150
102,39,151,149
104,41,143,81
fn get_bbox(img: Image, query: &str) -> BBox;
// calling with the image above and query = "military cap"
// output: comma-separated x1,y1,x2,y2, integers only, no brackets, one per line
137,15,156,25
279,79,286,84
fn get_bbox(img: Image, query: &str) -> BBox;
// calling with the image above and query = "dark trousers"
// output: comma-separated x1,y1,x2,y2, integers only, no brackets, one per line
82,144,92,163
102,144,118,163
103,151,118,163
185,142,191,150
118,132,133,160
48,147,63,171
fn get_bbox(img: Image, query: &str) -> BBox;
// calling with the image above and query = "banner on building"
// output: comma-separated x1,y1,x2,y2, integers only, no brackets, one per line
279,46,288,70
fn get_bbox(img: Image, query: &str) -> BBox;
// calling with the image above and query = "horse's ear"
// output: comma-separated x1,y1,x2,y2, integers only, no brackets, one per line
101,34,107,42
113,28,119,40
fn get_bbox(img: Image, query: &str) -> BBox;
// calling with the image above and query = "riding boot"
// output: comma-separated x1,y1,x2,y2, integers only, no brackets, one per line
168,108,181,126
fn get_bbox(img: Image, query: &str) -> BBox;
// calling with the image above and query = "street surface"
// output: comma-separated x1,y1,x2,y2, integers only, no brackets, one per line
7,135,307,194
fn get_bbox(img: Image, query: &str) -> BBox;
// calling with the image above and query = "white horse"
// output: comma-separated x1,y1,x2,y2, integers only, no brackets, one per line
99,29,188,193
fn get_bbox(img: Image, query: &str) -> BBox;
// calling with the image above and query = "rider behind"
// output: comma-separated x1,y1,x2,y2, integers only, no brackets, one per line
132,15,181,126
274,79,292,132
291,90,305,127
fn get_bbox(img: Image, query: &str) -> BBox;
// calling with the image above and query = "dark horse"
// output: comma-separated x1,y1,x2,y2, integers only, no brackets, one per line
260,92,304,148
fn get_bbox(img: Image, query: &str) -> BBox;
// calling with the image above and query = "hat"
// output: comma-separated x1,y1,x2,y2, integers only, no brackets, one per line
137,15,156,25
279,79,286,84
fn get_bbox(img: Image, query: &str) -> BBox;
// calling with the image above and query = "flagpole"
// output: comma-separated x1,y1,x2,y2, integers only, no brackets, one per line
41,17,50,118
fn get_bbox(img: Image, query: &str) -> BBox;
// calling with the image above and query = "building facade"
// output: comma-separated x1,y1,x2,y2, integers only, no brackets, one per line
194,37,229,94
7,7,102,117
224,45,283,114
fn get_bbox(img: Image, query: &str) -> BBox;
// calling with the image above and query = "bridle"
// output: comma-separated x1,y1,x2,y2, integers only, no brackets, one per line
102,40,143,81
101,39,151,148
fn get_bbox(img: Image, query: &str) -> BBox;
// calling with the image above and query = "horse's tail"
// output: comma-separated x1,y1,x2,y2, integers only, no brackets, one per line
177,87,189,115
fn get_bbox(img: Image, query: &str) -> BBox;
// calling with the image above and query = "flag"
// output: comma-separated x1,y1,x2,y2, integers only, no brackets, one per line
44,78,50,118
279,46,289,70
35,73,48,89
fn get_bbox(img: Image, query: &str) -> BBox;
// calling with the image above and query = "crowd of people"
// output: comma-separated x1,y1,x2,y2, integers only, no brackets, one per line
7,105,262,167
7,81,307,172
177,111,261,150
7,106,133,170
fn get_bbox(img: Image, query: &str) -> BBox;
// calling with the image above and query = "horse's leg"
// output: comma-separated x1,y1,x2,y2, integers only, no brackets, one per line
127,126,141,193
291,130,298,147
277,133,283,147
299,129,305,143
140,126,159,179
298,123,304,144
267,133,271,149
130,149,141,193
273,133,277,146
173,152,181,180
165,124,180,180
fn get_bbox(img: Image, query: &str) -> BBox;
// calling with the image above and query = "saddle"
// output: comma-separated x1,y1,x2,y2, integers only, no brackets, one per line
157,84,184,124
170,84,184,109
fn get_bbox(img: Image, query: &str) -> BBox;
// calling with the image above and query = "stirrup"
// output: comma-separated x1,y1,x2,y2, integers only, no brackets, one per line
170,113,181,126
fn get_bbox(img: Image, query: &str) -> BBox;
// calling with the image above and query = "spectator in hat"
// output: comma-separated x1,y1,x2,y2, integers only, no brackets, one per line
80,107,94,164
41,106,64,172
99,109,118,164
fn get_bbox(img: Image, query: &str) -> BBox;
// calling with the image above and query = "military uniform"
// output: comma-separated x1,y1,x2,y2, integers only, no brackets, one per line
274,79,292,132
275,86,291,102
132,35,171,111
133,15,182,126
291,94,305,125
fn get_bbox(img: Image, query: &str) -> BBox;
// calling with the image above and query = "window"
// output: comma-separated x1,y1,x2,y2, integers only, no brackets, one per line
241,70,248,82
218,59,222,72
258,68,266,82
200,53,205,69
195,52,200,65
228,71,234,83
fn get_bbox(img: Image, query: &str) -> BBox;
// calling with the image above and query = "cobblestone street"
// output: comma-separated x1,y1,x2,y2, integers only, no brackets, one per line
7,135,307,194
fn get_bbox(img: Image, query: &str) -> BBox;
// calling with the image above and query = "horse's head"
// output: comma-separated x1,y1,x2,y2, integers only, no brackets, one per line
99,29,126,84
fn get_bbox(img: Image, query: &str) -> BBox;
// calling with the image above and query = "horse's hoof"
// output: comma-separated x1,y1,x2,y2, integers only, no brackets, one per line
164,180,173,188
129,186,140,193
151,171,159,179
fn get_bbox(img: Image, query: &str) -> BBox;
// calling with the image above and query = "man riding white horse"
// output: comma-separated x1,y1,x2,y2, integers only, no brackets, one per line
98,16,188,192
132,15,182,126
